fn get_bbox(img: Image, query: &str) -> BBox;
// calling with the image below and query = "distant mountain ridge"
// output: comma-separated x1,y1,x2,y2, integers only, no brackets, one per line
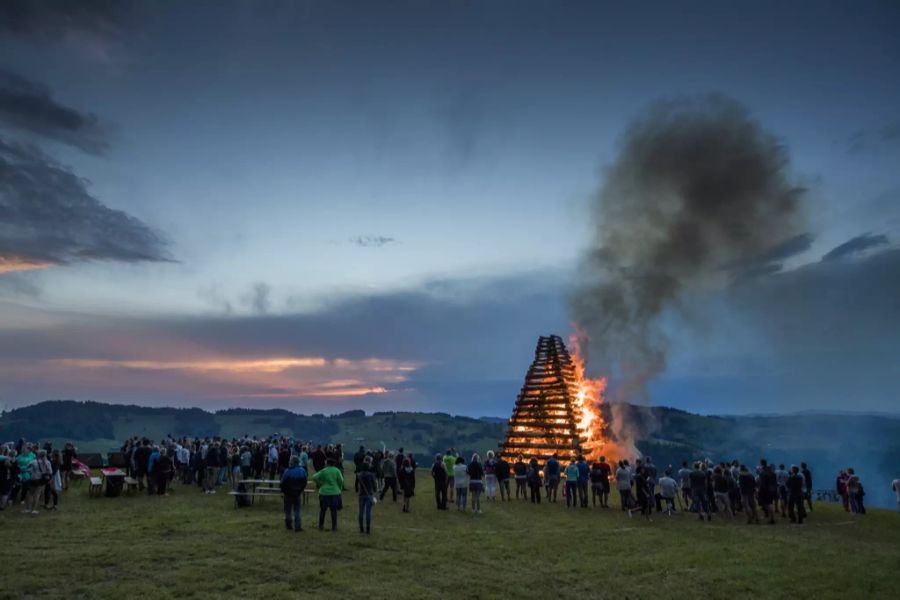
2,399,898,507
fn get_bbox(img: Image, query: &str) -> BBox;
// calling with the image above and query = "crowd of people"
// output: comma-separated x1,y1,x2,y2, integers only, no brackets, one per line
1,434,894,533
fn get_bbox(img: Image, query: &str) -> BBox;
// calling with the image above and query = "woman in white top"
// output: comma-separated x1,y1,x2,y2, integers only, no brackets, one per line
452,457,469,511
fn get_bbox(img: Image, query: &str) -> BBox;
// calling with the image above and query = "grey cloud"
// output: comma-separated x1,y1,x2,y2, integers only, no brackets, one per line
349,235,397,248
241,282,271,315
729,233,815,282
821,233,889,262
0,69,108,155
0,0,129,43
846,120,900,153
0,138,171,270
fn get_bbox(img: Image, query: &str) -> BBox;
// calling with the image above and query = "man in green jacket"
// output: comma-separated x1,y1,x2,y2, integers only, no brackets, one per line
312,459,344,531
443,449,457,502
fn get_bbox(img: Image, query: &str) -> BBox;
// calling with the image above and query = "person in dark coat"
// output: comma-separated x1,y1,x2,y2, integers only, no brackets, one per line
357,457,377,534
431,454,448,510
757,460,778,524
787,465,807,524
398,458,416,513
801,462,813,512
155,449,174,496
280,455,308,532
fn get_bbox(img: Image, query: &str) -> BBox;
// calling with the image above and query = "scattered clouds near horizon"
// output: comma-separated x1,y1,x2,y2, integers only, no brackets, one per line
0,69,108,155
349,235,397,248
1,245,899,416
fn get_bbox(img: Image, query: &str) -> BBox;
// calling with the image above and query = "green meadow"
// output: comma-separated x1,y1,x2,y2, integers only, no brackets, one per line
0,471,897,599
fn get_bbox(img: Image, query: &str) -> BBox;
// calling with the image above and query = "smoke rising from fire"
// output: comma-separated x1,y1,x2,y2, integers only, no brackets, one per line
572,95,808,414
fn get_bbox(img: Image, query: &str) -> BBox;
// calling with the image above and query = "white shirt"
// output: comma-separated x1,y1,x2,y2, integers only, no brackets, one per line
453,464,469,488
659,476,678,499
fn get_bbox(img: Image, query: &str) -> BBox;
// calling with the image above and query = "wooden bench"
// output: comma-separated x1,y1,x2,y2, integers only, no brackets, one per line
89,477,103,497
123,477,139,494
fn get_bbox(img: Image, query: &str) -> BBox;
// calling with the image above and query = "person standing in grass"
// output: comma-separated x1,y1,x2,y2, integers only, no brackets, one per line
25,449,51,515
544,454,560,502
443,449,457,503
689,462,711,521
483,451,498,501
712,466,733,518
787,465,806,524
280,455,308,532
513,454,527,500
590,460,605,507
615,460,632,512
357,456,377,534
43,449,61,510
658,469,677,516
61,443,77,490
453,456,468,510
891,478,900,513
737,465,759,524
576,455,590,508
836,470,849,511
677,461,692,510
0,448,14,510
467,453,485,513
399,458,416,513
564,459,580,509
757,461,777,524
431,453,448,510
495,453,511,502
155,448,174,496
313,458,344,531
380,452,398,502
630,466,652,521
527,457,542,504
801,462,813,512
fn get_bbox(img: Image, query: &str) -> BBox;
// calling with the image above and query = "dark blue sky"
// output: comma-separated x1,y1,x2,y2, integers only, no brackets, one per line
0,1,898,415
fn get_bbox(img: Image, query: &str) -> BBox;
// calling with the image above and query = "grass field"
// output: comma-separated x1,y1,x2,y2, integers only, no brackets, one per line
0,472,897,599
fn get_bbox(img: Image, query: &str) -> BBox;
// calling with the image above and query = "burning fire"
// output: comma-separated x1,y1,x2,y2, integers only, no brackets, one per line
567,332,608,461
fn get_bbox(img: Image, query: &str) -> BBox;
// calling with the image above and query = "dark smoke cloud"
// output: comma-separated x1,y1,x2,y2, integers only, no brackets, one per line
0,138,170,269
572,94,807,402
821,233,889,262
0,69,108,155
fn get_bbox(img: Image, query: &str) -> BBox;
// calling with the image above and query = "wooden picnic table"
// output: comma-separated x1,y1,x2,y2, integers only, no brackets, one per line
229,479,316,508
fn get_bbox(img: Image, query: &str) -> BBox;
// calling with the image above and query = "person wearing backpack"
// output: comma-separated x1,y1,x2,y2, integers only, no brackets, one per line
280,455,308,532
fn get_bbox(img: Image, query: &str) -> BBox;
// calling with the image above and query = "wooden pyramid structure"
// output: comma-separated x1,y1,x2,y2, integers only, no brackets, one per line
499,334,592,463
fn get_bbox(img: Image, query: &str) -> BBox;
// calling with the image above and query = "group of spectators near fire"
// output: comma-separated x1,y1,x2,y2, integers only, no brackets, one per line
2,435,897,531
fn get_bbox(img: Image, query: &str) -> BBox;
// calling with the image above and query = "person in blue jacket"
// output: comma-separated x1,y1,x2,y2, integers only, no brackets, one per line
576,454,590,508
280,455,308,532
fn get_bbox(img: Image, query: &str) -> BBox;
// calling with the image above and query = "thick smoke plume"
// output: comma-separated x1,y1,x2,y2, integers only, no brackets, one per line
572,95,807,413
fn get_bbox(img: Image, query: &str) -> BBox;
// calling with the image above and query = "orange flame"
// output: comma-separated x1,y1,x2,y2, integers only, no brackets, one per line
567,332,608,461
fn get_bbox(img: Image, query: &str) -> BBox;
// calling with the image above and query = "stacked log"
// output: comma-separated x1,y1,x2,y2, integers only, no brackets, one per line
499,335,588,463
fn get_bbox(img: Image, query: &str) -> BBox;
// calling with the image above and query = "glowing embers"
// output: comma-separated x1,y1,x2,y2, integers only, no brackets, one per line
500,334,607,462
